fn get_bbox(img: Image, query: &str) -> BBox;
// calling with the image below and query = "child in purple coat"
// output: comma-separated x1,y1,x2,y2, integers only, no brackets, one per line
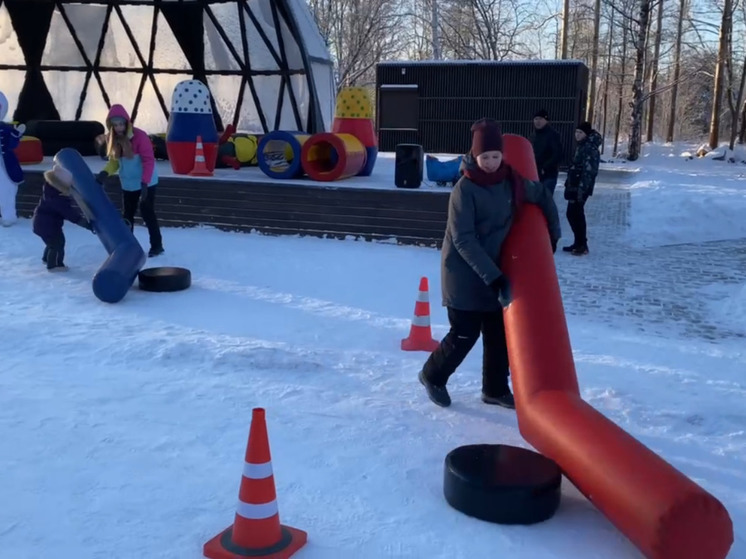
32,164,93,272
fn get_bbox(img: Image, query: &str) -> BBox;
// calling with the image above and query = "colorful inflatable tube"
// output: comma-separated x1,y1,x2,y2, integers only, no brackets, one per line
300,133,366,181
54,148,146,304
256,131,310,179
499,133,733,559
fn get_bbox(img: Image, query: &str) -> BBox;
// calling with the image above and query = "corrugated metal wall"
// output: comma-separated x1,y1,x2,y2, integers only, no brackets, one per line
376,61,589,168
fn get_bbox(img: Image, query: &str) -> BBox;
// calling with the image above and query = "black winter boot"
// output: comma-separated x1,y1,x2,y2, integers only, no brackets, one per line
419,370,451,407
482,390,516,409
571,244,589,256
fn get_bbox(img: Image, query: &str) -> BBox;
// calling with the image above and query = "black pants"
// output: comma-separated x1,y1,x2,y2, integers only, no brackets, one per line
566,200,587,246
42,234,65,269
122,187,162,250
541,176,558,196
422,307,510,397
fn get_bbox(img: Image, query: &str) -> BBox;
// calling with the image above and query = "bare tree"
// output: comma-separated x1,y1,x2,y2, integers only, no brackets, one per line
587,0,603,124
308,0,406,89
666,0,686,141
602,2,616,148
708,0,734,148
626,0,653,161
614,5,630,156
645,0,663,141
560,0,571,57
439,0,537,60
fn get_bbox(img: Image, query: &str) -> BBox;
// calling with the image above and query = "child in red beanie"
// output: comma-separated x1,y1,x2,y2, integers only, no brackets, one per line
418,118,561,409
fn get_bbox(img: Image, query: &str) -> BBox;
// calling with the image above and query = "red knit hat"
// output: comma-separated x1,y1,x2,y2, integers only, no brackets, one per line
470,118,503,156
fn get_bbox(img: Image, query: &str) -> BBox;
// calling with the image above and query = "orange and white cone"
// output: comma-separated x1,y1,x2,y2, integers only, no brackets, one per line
203,408,307,559
189,135,213,176
401,276,440,352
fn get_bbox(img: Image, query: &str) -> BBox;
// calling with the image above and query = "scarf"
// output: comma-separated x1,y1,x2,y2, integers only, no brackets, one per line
462,157,525,209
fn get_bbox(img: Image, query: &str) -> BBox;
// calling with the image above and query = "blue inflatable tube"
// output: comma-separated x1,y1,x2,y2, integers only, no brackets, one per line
54,149,146,304
257,131,310,179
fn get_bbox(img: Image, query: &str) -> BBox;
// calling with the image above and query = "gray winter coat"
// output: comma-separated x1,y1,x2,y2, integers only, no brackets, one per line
441,158,561,312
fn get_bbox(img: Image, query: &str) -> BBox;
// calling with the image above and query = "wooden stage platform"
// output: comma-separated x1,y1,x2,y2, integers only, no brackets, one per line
15,155,451,248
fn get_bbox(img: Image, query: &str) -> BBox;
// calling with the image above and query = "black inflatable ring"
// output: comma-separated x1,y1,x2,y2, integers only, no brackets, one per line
443,444,562,525
138,267,191,293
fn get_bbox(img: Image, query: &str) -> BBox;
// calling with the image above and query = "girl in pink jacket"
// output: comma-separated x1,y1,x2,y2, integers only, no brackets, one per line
96,104,164,257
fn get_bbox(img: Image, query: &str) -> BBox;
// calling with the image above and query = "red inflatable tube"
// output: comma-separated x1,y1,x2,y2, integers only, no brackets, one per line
300,132,367,181
499,133,733,559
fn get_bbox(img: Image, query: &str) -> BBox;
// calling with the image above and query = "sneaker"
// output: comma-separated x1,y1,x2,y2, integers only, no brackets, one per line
418,370,451,407
571,245,589,256
482,391,516,409
562,244,576,252
148,247,164,258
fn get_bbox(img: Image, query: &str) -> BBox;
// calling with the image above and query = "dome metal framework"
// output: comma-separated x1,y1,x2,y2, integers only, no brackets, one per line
0,0,335,134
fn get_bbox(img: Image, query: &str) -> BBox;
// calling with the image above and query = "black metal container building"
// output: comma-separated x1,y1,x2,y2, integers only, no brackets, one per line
376,60,589,168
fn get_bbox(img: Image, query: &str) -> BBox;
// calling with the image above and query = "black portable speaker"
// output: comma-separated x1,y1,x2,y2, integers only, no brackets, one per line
394,144,424,188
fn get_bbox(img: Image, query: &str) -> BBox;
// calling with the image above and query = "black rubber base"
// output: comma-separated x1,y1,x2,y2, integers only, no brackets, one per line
443,444,562,525
137,266,192,293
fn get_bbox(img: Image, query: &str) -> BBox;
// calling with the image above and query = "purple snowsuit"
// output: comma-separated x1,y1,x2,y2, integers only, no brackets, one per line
32,180,90,269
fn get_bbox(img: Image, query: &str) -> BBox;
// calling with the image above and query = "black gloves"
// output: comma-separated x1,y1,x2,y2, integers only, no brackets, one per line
78,217,94,232
490,275,512,309
95,171,108,184
140,182,149,204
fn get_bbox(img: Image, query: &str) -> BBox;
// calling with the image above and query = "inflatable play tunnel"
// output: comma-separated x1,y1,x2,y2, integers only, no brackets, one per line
54,148,146,304
257,131,310,179
300,132,366,181
498,133,733,559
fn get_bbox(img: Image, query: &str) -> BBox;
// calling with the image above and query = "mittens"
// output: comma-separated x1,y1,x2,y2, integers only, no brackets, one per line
490,275,512,309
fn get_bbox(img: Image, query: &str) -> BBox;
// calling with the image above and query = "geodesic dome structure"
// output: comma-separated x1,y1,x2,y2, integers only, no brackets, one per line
0,0,335,134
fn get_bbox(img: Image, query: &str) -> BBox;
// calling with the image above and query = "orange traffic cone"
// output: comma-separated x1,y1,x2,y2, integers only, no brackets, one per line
189,135,213,177
401,276,440,352
203,408,307,559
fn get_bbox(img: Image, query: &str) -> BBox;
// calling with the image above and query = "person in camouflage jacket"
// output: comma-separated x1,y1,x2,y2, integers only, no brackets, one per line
563,121,601,255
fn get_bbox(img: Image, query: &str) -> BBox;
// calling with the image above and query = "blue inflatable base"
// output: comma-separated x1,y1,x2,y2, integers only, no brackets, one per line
54,148,146,304
357,146,378,177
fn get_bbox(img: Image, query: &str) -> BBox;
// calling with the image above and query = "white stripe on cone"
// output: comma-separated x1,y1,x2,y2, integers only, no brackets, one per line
243,461,273,479
411,315,431,327
236,499,279,520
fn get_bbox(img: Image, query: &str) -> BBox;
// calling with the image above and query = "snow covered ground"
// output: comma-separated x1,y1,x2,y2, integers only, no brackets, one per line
1,142,746,558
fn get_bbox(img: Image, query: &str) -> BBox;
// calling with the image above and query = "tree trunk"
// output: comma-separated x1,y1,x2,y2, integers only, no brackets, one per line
739,101,746,144
431,0,442,60
708,0,733,149
627,0,652,161
614,19,628,157
602,6,616,155
666,0,685,143
646,0,663,142
587,0,602,124
560,0,570,59
729,54,746,149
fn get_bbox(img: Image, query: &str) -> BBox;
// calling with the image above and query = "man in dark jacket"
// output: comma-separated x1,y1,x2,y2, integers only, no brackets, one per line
418,118,561,410
563,121,602,255
531,109,564,195
32,164,93,271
